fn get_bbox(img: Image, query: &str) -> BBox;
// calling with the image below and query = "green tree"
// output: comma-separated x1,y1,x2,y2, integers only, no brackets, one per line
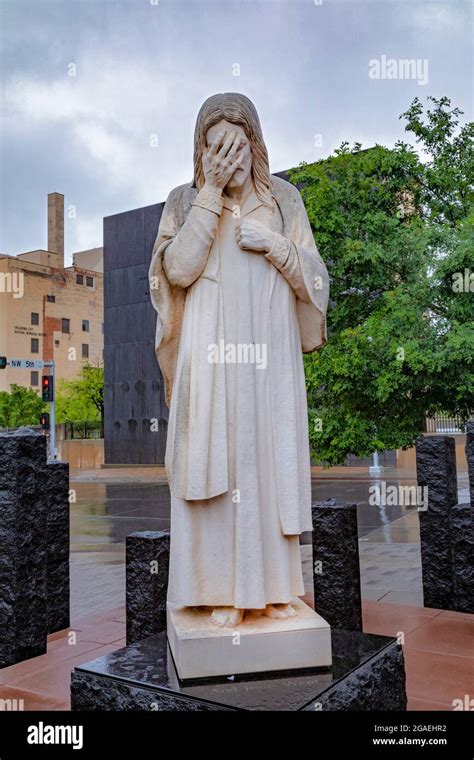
0,384,45,428
56,364,104,437
290,96,473,465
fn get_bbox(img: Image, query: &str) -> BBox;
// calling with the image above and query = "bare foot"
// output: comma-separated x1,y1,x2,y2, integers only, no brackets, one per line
211,607,244,628
265,603,297,620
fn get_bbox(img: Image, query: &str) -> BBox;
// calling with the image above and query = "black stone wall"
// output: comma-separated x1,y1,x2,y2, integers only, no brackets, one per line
312,500,363,630
0,431,71,667
126,530,170,645
0,433,48,667
45,461,70,633
415,434,474,613
103,202,168,464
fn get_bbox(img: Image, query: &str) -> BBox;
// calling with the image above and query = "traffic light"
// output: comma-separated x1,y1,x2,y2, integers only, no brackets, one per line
0,357,6,369
39,412,50,430
42,374,54,402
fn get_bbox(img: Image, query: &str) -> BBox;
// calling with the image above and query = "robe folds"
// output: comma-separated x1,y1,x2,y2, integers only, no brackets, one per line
149,175,329,608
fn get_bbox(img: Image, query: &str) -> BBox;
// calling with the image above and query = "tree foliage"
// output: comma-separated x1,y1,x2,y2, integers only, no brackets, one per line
56,364,104,435
290,96,473,465
0,384,45,428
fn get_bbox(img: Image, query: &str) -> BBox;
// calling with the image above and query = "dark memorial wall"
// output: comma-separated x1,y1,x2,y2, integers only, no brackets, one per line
103,202,168,464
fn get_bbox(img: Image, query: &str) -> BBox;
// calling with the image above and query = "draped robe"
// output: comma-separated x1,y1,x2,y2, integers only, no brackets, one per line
149,175,329,608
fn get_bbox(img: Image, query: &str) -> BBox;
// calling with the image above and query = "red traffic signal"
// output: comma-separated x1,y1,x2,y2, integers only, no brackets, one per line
42,374,54,402
39,413,50,430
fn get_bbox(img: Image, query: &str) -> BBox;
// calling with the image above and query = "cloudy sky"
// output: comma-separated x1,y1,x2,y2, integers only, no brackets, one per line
0,0,472,264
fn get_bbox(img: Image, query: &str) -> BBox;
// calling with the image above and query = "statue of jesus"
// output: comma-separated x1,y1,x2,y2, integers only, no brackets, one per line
149,93,329,628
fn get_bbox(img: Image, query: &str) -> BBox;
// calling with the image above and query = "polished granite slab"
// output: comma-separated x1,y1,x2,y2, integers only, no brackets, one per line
71,628,406,711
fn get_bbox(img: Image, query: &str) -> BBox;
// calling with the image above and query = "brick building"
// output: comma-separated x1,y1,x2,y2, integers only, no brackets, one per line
0,193,103,393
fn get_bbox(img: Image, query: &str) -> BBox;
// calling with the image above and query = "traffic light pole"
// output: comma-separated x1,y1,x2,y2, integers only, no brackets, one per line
44,360,56,461
0,356,57,460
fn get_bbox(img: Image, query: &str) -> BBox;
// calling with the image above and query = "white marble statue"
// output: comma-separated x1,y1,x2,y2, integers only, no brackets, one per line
149,93,329,628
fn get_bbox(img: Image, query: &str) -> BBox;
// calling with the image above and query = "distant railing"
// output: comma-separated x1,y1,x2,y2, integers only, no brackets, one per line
424,414,466,434
64,421,102,440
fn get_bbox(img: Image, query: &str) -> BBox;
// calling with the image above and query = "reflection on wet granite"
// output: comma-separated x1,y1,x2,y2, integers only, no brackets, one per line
72,629,405,711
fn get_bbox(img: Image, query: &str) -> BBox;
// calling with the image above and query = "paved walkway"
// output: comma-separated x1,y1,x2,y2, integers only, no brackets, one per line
1,600,471,711
0,462,470,712
68,466,469,620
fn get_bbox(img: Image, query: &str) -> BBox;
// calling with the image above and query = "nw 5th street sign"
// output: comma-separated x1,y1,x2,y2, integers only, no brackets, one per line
9,359,46,369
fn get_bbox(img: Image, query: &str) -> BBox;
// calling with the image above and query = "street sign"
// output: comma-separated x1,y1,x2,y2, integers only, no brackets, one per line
9,358,45,369
4,357,57,460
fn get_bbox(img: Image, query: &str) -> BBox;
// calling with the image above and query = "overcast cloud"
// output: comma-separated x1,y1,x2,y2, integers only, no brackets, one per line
0,0,472,264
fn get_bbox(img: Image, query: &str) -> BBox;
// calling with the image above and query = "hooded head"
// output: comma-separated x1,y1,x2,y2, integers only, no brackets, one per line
193,92,272,206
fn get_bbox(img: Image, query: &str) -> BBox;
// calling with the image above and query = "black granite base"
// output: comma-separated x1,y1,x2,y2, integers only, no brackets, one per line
126,530,170,644
416,435,457,609
71,629,406,711
0,432,49,668
466,421,474,505
44,461,70,633
416,435,473,613
312,500,362,630
451,501,474,613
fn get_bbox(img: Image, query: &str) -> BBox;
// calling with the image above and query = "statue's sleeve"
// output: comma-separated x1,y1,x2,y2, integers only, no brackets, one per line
162,188,223,288
265,236,310,302
267,184,329,351
148,184,225,405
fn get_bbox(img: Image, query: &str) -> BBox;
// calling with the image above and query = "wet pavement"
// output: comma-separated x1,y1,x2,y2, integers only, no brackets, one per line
69,469,470,622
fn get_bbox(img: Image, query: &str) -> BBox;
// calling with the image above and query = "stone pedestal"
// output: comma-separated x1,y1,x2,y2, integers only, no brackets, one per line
167,599,331,680
415,434,473,613
451,501,474,614
466,421,474,505
0,432,48,667
415,435,458,510
70,628,406,711
45,461,70,633
311,500,362,630
126,530,170,645
415,435,458,609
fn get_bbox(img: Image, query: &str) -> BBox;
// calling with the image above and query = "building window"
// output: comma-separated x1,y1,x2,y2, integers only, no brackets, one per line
86,276,94,287
82,319,90,332
31,371,38,387
76,274,84,285
61,318,70,334
47,294,55,303
31,338,39,353
55,339,60,347
82,344,89,358
31,312,39,325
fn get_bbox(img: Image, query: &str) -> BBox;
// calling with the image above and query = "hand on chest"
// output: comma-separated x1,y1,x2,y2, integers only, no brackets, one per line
222,194,282,255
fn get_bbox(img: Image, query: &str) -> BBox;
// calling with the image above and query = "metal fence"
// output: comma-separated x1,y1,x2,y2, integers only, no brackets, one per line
64,422,102,440
424,414,467,434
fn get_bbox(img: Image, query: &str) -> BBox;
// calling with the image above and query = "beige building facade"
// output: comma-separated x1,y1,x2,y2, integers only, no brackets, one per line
0,193,103,393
